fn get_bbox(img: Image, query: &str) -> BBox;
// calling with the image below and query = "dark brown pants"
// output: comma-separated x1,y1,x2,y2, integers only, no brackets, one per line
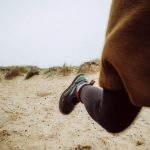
80,86,141,133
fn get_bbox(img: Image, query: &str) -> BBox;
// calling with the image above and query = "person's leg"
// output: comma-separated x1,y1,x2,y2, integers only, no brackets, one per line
79,85,141,133
59,74,141,133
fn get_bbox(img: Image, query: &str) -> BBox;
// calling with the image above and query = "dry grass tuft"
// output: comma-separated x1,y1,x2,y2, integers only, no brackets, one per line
45,63,73,77
5,67,20,80
59,63,72,76
78,59,100,74
4,66,28,80
45,67,61,76
17,67,28,73
25,68,39,80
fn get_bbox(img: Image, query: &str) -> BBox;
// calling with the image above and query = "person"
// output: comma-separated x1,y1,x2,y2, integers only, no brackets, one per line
59,0,150,133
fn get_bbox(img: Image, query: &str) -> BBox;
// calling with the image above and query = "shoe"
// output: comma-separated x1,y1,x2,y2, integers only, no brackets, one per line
59,74,94,115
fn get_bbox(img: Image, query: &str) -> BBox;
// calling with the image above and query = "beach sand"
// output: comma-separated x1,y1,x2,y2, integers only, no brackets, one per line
0,73,150,150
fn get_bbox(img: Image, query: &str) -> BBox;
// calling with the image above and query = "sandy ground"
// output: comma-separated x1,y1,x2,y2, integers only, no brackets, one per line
0,73,150,150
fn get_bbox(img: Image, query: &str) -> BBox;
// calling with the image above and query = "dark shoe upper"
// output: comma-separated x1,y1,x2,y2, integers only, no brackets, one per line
59,74,89,114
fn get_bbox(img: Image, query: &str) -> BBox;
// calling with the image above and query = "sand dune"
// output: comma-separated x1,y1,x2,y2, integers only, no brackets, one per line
0,73,150,150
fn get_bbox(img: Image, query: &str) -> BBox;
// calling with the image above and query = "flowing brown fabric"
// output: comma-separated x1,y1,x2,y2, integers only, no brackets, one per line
100,0,150,106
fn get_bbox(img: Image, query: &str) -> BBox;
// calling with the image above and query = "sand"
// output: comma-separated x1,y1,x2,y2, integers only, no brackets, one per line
0,73,150,150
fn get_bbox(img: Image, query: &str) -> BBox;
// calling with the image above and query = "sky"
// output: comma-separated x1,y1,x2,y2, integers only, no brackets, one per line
0,0,112,68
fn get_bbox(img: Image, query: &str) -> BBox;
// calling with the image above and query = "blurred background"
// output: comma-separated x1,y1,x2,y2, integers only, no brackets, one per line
0,0,111,68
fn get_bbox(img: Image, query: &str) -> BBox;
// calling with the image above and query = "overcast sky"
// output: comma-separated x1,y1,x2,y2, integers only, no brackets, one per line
0,0,111,67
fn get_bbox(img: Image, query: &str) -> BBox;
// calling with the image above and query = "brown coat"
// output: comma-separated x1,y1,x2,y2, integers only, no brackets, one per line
100,0,150,106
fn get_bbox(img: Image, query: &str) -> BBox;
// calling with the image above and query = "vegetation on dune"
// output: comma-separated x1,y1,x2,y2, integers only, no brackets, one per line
1,66,38,80
44,66,62,76
59,63,72,76
45,63,73,77
0,59,100,80
25,68,39,80
78,59,100,74
4,67,28,80
45,59,100,77
5,68,19,79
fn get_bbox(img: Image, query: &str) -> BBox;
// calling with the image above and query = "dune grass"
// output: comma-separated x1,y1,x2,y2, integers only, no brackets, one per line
4,67,23,80
1,59,100,80
78,59,100,74
2,66,40,80
45,63,73,77
25,68,39,80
